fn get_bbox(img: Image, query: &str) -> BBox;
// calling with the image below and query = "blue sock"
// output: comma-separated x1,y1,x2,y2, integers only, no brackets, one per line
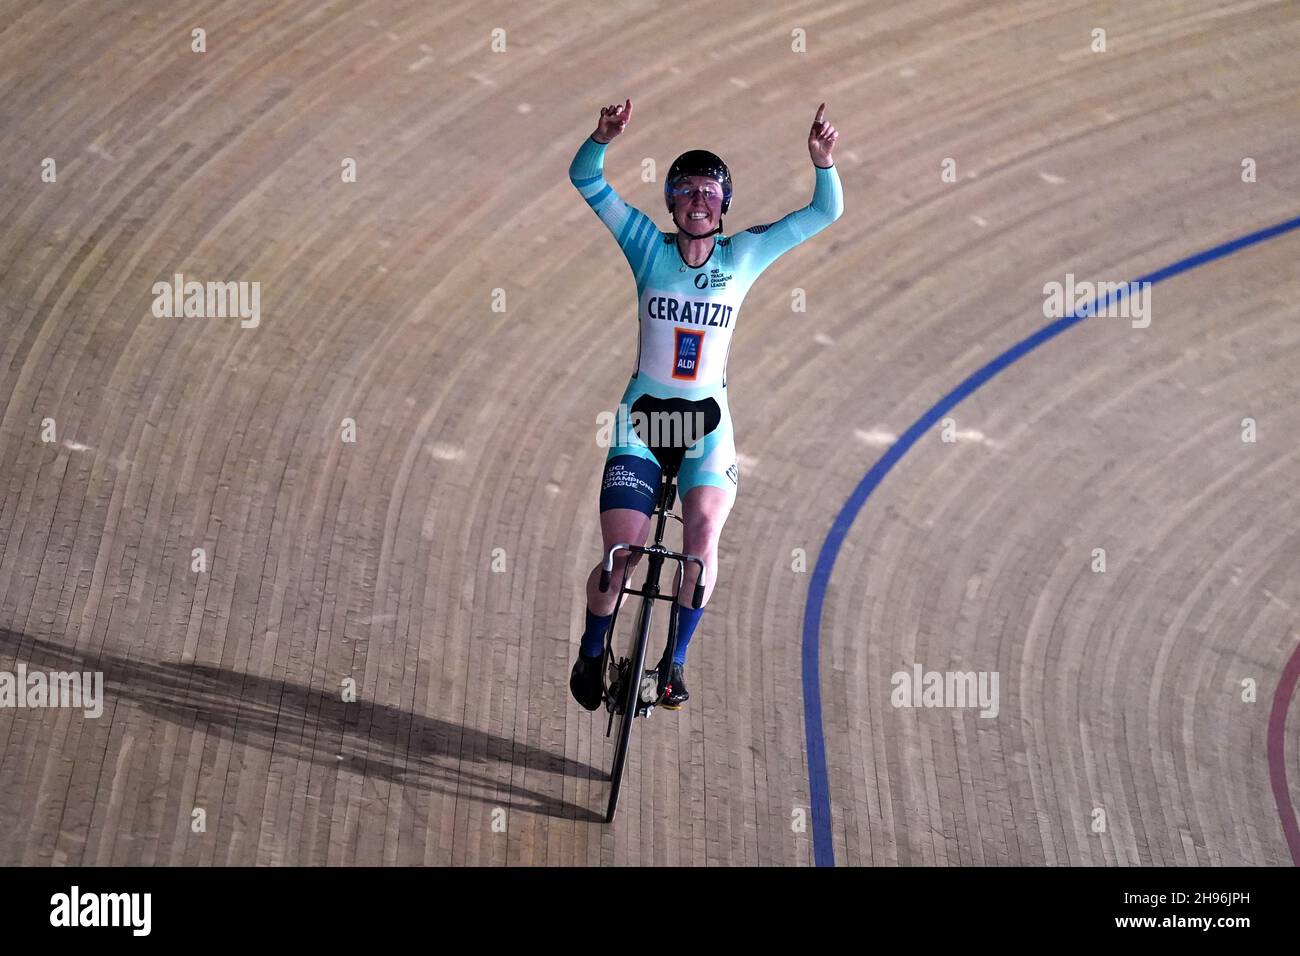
579,607,612,659
664,602,704,666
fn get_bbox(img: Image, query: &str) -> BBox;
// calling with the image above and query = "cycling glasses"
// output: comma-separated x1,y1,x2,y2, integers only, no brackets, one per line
667,182,724,203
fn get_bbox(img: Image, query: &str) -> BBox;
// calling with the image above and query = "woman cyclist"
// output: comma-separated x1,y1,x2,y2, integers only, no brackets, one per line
568,98,842,711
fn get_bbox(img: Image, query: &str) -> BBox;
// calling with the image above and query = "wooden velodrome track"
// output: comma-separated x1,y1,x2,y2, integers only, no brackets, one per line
1,0,1297,866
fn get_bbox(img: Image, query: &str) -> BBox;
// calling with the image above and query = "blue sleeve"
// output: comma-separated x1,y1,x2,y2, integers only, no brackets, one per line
731,162,843,276
568,135,662,288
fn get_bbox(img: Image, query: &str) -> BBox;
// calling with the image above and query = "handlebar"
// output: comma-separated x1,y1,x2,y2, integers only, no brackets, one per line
598,544,706,606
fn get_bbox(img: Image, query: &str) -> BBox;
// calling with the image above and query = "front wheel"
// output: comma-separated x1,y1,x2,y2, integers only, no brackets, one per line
605,597,653,823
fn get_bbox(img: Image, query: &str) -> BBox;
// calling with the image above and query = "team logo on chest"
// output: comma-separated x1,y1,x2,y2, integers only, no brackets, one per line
673,329,704,380
646,294,733,328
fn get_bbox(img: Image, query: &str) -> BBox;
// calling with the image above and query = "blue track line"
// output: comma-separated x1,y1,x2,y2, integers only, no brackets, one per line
801,214,1300,866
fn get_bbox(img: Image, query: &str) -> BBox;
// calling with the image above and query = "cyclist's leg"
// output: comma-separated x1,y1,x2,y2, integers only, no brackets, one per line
677,407,738,598
572,395,661,711
585,421,661,616
679,483,732,606
574,463,657,674
587,506,651,615
661,415,737,669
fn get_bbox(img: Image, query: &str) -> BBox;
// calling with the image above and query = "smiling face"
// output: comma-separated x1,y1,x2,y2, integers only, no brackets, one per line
670,175,725,234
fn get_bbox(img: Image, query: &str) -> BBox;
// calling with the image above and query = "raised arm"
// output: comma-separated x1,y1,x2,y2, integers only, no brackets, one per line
732,103,844,276
568,99,661,287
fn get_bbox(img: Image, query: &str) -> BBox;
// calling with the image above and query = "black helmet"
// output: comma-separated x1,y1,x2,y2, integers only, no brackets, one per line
664,150,732,215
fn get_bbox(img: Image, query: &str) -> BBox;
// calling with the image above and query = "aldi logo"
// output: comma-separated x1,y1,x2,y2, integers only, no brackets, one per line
673,329,704,380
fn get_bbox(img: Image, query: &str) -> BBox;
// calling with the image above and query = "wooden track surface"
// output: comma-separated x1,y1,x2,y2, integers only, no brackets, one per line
1,0,1297,865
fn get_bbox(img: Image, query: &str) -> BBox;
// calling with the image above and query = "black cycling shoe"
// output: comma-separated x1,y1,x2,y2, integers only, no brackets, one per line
570,651,605,711
660,661,689,710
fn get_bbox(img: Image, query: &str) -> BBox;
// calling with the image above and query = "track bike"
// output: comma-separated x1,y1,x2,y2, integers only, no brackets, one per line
596,445,705,824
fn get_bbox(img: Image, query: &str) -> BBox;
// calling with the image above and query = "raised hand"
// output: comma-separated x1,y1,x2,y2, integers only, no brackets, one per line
594,99,633,144
808,102,838,167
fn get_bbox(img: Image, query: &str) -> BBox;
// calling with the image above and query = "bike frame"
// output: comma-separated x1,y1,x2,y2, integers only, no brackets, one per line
597,465,706,823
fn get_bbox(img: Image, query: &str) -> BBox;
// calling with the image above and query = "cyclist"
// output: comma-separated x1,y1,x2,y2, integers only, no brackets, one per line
568,98,842,711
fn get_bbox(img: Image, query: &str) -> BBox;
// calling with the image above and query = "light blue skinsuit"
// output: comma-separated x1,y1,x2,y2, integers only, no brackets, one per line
568,134,843,514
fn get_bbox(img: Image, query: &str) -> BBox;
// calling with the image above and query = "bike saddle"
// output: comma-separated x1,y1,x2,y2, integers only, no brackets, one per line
628,394,722,477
